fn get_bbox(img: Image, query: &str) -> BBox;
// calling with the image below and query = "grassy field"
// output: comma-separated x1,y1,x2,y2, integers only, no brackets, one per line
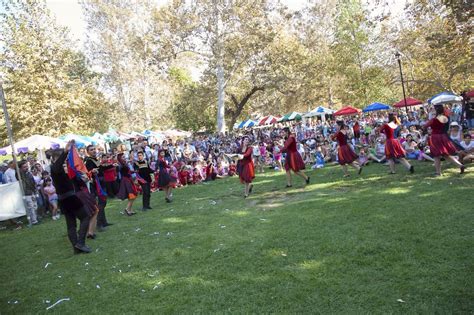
1,161,473,314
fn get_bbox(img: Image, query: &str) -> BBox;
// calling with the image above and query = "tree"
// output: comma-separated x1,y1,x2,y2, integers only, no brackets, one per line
0,0,112,146
392,0,473,98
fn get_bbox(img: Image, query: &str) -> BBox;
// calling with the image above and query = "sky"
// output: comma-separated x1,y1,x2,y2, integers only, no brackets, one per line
46,0,408,48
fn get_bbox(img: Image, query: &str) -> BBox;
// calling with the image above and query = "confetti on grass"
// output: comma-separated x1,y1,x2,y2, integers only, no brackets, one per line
397,299,406,303
44,262,51,269
45,298,70,310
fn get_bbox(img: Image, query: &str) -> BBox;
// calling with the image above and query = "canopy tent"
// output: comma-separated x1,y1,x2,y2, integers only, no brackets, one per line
116,131,134,141
238,119,257,128
0,135,66,155
163,129,192,138
91,132,107,143
363,102,391,112
102,130,121,143
428,91,463,105
0,149,8,155
258,115,278,125
333,106,361,116
393,97,423,108
279,112,303,122
143,130,166,142
59,134,94,148
304,106,334,117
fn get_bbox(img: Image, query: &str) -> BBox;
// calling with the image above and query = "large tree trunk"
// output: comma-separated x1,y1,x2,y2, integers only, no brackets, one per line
216,61,226,133
228,86,265,128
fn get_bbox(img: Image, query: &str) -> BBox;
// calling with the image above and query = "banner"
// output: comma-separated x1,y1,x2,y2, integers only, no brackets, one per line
0,182,26,221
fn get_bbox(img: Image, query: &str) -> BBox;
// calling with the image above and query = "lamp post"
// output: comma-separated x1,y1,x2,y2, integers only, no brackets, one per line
395,52,409,115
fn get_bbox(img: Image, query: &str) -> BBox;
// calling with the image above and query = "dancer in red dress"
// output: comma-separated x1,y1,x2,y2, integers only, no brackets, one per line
381,113,414,174
424,105,465,176
331,121,362,177
281,128,309,187
116,153,137,216
236,136,255,198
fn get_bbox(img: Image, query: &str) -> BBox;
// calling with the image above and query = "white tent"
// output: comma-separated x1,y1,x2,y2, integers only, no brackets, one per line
0,135,66,155
304,106,334,118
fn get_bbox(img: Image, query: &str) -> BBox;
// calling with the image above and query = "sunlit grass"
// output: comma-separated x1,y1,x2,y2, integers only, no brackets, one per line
0,161,473,313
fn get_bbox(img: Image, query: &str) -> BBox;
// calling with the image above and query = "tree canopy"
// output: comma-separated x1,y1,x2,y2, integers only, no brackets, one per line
1,0,472,141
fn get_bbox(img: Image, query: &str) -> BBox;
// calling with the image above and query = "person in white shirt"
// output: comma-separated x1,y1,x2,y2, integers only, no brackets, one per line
459,134,474,164
4,161,18,183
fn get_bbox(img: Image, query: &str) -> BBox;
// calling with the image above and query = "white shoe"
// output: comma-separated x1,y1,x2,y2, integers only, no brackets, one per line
52,216,58,221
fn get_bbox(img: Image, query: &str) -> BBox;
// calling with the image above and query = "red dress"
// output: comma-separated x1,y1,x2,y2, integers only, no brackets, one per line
425,118,457,157
333,131,358,165
238,147,255,184
282,136,305,172
381,124,406,159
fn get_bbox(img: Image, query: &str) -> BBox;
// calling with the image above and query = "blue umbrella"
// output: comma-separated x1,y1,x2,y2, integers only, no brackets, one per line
363,102,391,112
428,91,463,105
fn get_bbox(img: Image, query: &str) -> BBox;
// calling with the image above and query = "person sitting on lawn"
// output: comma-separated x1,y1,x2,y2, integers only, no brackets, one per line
459,133,474,164
368,137,386,163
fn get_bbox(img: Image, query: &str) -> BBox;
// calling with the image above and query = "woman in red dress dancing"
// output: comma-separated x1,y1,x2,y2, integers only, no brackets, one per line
331,121,362,177
157,150,176,202
381,113,414,174
281,127,309,187
116,153,137,216
236,136,255,198
424,105,465,176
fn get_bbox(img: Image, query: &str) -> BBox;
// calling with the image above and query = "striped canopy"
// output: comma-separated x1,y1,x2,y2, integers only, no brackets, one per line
259,115,278,125
304,106,334,117
238,119,257,128
279,112,303,122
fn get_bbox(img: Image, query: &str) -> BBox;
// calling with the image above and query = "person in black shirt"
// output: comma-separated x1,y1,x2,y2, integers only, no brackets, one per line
48,141,91,254
84,145,113,231
134,151,154,211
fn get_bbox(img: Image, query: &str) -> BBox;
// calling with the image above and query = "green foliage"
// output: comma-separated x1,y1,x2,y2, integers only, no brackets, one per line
0,0,112,146
1,162,473,313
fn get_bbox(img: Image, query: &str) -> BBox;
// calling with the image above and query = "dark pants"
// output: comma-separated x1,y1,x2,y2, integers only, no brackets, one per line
105,181,117,198
141,182,151,208
64,207,90,247
97,196,108,227
92,180,108,227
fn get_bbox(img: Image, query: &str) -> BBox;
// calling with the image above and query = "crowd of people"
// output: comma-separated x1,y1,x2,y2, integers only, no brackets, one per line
0,102,472,253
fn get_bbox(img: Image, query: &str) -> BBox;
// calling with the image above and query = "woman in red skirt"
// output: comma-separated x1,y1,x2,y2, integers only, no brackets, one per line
158,150,176,202
116,153,137,216
331,121,362,177
381,113,414,174
237,136,255,198
281,127,309,187
424,105,465,176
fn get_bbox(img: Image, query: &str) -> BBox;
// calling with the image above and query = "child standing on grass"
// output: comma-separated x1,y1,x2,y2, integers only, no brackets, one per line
43,178,60,220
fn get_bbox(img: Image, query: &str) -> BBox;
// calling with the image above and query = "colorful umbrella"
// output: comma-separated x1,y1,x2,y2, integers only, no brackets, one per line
393,97,423,108
428,91,463,105
333,106,361,116
363,102,391,112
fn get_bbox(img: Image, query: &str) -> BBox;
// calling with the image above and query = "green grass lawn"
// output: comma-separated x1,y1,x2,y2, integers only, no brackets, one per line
1,161,473,313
